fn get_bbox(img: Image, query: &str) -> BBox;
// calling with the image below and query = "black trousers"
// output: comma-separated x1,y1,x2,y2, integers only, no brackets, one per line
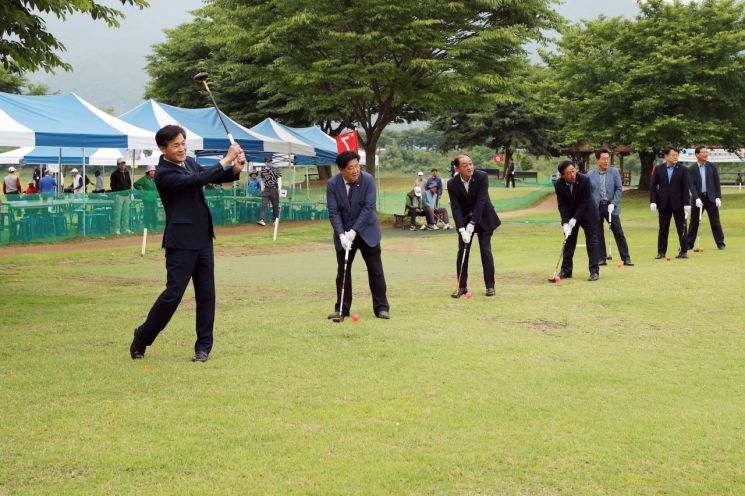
456,228,495,290
137,243,216,354
335,238,389,316
260,188,280,221
686,197,725,248
597,204,630,262
505,175,515,188
657,208,687,255
561,220,600,276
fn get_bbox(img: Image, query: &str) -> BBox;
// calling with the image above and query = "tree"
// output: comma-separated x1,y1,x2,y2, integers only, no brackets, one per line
0,1,149,74
0,67,25,93
158,0,560,176
432,63,560,171
544,0,745,190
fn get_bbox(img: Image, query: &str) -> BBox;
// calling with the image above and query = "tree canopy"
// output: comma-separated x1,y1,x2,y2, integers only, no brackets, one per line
543,0,745,189
0,0,149,74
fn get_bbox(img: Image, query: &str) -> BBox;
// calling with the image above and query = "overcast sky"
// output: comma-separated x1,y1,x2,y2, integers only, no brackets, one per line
27,0,639,116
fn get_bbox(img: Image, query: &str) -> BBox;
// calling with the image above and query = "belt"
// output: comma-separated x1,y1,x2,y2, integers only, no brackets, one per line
599,200,610,205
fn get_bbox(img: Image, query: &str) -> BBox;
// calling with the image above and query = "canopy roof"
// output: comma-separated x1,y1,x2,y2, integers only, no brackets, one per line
0,92,156,149
118,100,297,155
250,118,336,165
0,146,161,166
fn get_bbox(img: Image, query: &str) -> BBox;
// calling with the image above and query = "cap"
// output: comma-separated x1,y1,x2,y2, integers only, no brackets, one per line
249,171,258,176
8,166,16,172
428,181,438,188
417,171,424,176
413,186,422,196
117,157,126,164
146,164,156,172
71,168,79,173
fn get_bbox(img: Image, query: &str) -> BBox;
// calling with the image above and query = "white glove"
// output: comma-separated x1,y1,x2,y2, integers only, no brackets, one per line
650,203,657,212
562,223,573,239
344,229,357,242
458,228,471,244
684,205,691,217
607,203,615,215
339,233,352,251
695,198,703,208
715,198,721,208
568,218,577,228
465,222,475,236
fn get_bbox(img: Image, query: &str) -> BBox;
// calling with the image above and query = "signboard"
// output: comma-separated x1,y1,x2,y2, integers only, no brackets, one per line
335,130,359,153
678,148,745,163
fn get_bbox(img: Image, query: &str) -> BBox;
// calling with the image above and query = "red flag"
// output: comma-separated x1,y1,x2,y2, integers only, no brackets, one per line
335,130,359,153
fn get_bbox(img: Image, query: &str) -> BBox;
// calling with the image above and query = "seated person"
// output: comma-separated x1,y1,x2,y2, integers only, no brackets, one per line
405,186,427,230
422,182,452,230
25,181,40,194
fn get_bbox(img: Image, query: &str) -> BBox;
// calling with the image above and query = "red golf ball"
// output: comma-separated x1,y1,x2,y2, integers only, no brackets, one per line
616,262,622,268
465,292,472,299
351,314,360,322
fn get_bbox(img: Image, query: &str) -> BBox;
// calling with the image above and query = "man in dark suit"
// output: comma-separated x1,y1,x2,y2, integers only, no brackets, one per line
650,146,690,259
130,125,245,362
327,150,390,320
447,154,501,297
686,146,725,250
554,160,600,281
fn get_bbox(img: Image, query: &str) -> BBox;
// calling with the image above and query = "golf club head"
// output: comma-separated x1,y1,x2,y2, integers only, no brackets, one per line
331,314,344,323
693,248,701,252
548,277,559,283
607,255,612,260
193,72,209,83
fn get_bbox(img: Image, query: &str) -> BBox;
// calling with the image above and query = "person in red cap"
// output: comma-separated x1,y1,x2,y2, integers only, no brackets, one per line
134,164,158,231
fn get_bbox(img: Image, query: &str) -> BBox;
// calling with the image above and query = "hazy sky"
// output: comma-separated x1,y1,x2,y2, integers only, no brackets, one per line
27,0,639,115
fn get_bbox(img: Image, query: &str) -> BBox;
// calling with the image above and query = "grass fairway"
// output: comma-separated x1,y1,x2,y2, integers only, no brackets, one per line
2,191,745,494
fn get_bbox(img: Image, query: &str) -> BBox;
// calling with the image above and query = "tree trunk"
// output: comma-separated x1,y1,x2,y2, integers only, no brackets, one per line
317,165,332,180
364,141,377,176
637,151,656,191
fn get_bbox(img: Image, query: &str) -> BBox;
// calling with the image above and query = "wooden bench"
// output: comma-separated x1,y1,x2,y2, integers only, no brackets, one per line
393,210,446,229
478,168,539,182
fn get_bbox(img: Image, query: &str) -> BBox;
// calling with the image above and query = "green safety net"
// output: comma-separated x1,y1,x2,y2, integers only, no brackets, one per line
0,189,329,245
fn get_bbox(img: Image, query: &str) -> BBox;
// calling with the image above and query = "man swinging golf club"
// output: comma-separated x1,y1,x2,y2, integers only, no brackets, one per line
447,154,501,297
327,150,390,321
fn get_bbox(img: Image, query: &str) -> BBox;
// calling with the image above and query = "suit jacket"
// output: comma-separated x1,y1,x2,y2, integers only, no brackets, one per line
327,171,381,250
687,161,721,203
446,170,501,232
587,166,623,216
155,155,240,250
554,173,597,224
650,162,689,211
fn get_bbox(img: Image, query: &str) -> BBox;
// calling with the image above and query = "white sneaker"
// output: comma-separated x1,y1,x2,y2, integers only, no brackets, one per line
115,230,121,235
257,220,266,226
432,224,440,230
419,224,426,230
443,224,452,230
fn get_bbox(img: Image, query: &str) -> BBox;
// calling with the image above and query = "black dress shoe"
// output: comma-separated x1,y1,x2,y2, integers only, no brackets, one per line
718,244,726,250
676,252,688,259
588,273,599,281
598,259,608,266
655,253,665,259
376,310,390,319
485,288,495,297
130,328,145,360
558,272,572,279
192,351,209,362
451,288,468,298
623,259,634,266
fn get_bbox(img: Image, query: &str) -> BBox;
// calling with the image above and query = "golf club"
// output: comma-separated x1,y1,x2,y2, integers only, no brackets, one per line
548,236,568,283
193,72,245,165
332,248,350,323
693,204,703,252
455,236,472,293
606,211,612,260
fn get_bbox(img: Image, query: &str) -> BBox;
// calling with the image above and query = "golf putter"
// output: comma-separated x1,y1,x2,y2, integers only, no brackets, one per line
332,248,350,323
606,211,613,260
694,204,703,252
548,236,567,283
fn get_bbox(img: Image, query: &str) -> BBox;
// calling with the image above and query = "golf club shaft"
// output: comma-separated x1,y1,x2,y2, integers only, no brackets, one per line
338,248,350,317
607,214,612,259
551,237,566,279
456,237,471,290
696,204,703,250
199,80,245,164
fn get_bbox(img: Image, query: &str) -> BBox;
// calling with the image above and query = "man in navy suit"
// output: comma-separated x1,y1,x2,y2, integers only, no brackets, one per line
130,125,245,362
447,154,501,297
587,147,633,266
686,146,725,250
327,150,390,320
650,146,690,259
555,160,600,281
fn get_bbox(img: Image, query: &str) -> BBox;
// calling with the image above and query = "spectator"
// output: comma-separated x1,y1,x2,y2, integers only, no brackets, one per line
258,158,282,226
405,186,427,231
415,171,427,192
39,170,56,193
134,164,158,230
505,158,516,188
247,171,261,197
68,168,84,194
110,157,133,235
32,165,41,189
92,169,105,193
4,167,23,196
422,181,452,230
426,168,443,198
25,181,39,194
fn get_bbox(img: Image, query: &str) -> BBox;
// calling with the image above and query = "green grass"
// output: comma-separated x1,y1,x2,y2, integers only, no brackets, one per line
2,191,745,494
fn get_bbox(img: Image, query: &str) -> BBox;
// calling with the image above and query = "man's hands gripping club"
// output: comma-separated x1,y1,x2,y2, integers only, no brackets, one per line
339,229,356,251
221,143,246,174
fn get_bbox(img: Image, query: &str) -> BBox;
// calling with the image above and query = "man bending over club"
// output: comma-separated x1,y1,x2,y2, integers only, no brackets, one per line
130,124,245,362
327,150,390,321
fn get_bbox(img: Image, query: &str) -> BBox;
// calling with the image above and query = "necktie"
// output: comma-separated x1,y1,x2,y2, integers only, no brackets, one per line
347,182,354,204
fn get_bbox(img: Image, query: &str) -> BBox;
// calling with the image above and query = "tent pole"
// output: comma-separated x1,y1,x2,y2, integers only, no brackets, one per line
306,166,310,200
82,147,87,237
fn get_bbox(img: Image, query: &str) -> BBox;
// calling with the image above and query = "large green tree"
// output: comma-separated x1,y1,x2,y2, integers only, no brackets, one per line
146,0,560,176
432,63,560,173
544,0,745,190
0,1,149,74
